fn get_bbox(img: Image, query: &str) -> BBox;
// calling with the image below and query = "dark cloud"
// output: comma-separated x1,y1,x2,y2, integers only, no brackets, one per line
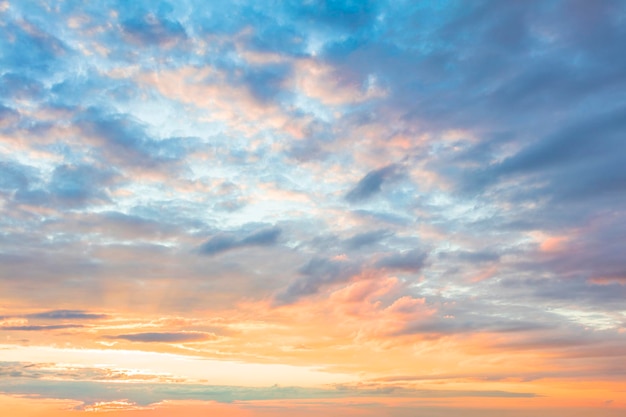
276,257,360,304
398,317,550,337
345,164,399,203
491,107,626,181
198,235,239,255
501,276,626,308
240,227,282,246
121,13,187,47
198,227,282,256
106,332,214,343
344,229,392,249
25,310,108,320
376,250,427,272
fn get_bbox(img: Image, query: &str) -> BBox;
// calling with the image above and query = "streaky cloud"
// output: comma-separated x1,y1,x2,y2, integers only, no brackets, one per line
198,226,282,256
25,310,108,320
1,324,85,331
106,332,215,343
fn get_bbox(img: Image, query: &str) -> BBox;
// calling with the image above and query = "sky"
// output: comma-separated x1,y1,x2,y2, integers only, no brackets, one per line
1,0,625,415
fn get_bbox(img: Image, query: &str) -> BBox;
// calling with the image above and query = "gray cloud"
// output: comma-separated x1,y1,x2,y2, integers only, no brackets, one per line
376,250,428,272
25,310,108,320
276,257,360,304
198,226,282,256
344,230,392,250
345,164,399,203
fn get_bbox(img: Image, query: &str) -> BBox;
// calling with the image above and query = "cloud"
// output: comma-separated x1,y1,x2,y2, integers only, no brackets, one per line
243,63,292,102
74,107,197,171
1,324,84,331
106,332,215,343
0,0,625,410
0,73,44,100
397,317,550,337
25,310,108,320
344,230,391,249
276,257,360,304
0,361,536,406
345,164,398,203
0,19,67,74
0,161,31,191
12,163,117,209
376,250,428,273
48,164,114,205
121,13,187,47
198,226,282,256
197,235,238,256
240,227,282,245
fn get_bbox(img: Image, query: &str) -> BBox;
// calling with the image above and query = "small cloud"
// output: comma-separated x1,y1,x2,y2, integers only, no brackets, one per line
276,257,360,304
344,229,391,249
106,332,215,343
376,249,428,272
198,235,239,256
26,310,108,320
2,324,84,331
240,227,282,246
121,14,187,47
82,400,145,412
345,164,398,203
198,226,282,256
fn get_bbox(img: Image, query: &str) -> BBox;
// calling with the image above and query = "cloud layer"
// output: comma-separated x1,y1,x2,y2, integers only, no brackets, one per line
0,0,625,415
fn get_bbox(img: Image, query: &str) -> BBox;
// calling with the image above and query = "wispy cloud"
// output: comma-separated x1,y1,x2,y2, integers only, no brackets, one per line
106,332,215,343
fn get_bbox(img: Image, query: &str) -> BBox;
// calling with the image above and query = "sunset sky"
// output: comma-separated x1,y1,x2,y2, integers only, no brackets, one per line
1,0,626,416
